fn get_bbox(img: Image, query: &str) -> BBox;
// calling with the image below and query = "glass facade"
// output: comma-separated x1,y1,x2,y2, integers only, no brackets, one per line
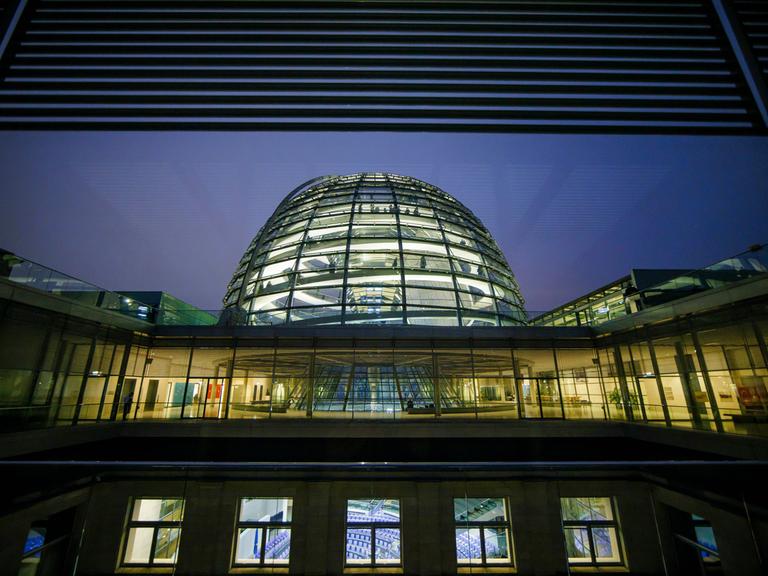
1,301,767,436
223,173,526,327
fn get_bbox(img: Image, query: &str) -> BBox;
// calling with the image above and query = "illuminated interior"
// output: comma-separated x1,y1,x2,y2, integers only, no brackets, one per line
223,173,526,326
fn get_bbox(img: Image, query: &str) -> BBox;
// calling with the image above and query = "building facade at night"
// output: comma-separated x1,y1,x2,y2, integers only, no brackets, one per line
0,174,767,576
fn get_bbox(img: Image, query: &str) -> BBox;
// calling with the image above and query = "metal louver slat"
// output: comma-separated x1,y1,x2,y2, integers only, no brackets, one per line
0,0,763,133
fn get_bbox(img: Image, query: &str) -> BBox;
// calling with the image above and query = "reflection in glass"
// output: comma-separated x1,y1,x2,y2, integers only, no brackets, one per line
454,497,513,566
233,498,292,566
345,499,401,566
560,497,623,566
122,498,184,566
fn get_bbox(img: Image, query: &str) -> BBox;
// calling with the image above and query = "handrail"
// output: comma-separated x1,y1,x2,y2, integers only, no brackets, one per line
531,242,767,326
0,460,765,471
0,248,218,326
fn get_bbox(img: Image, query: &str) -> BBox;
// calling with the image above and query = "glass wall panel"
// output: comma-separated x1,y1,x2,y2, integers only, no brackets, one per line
230,349,274,419
473,350,517,419
312,351,354,418
78,376,105,420
436,351,476,418
100,374,121,420
515,349,562,418
628,343,666,421
135,348,190,420
0,318,48,372
180,348,232,419
402,254,451,272
396,351,436,416
406,309,459,327
0,369,35,407
271,351,311,418
653,336,711,427
619,345,645,421
556,349,607,420
596,348,626,421
55,379,80,423
406,287,457,308
695,324,766,426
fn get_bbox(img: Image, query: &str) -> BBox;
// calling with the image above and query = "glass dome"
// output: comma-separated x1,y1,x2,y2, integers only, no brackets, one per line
223,173,525,326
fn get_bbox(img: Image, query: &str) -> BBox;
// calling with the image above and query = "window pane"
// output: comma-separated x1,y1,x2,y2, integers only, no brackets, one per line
585,497,613,521
560,497,613,521
239,498,293,522
235,528,262,564
152,528,180,564
375,527,401,564
124,527,154,564
455,527,482,564
346,527,372,564
132,498,184,522
346,499,400,523
593,527,621,563
23,526,46,557
454,498,507,522
694,525,719,556
564,527,592,563
264,528,291,564
484,527,512,563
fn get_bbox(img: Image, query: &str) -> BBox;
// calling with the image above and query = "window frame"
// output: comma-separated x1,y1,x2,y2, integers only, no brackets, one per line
344,498,403,568
453,497,514,567
120,497,184,567
560,496,625,567
232,497,293,567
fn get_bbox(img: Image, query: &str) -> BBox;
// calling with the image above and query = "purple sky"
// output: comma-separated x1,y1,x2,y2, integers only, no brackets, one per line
0,131,766,312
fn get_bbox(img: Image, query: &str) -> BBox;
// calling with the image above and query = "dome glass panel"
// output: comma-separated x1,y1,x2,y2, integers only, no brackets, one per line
224,173,525,326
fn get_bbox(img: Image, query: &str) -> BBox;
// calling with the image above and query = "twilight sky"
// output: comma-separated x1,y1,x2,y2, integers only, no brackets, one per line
0,131,766,312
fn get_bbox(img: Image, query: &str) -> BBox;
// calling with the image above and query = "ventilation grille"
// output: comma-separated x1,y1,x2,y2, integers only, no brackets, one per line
0,0,764,133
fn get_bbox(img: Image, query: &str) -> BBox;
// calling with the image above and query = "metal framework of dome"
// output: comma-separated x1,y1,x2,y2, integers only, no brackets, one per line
224,173,525,326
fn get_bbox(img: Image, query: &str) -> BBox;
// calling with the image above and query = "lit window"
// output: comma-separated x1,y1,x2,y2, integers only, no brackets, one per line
122,498,184,566
19,522,47,574
454,497,513,566
691,514,720,566
345,499,401,566
233,498,293,566
560,497,624,566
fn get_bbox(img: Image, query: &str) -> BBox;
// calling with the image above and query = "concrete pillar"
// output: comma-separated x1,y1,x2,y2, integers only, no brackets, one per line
305,482,333,575
175,481,227,575
416,482,448,576
511,481,568,576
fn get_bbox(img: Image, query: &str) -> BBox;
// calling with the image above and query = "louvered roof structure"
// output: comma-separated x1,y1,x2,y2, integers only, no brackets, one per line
0,0,765,133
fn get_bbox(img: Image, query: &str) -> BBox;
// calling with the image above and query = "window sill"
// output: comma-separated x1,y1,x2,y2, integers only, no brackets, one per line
230,568,289,574
344,567,403,575
569,566,628,573
117,568,175,574
458,566,516,574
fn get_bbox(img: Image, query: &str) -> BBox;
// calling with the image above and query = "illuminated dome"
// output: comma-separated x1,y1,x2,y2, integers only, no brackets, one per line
224,173,525,326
